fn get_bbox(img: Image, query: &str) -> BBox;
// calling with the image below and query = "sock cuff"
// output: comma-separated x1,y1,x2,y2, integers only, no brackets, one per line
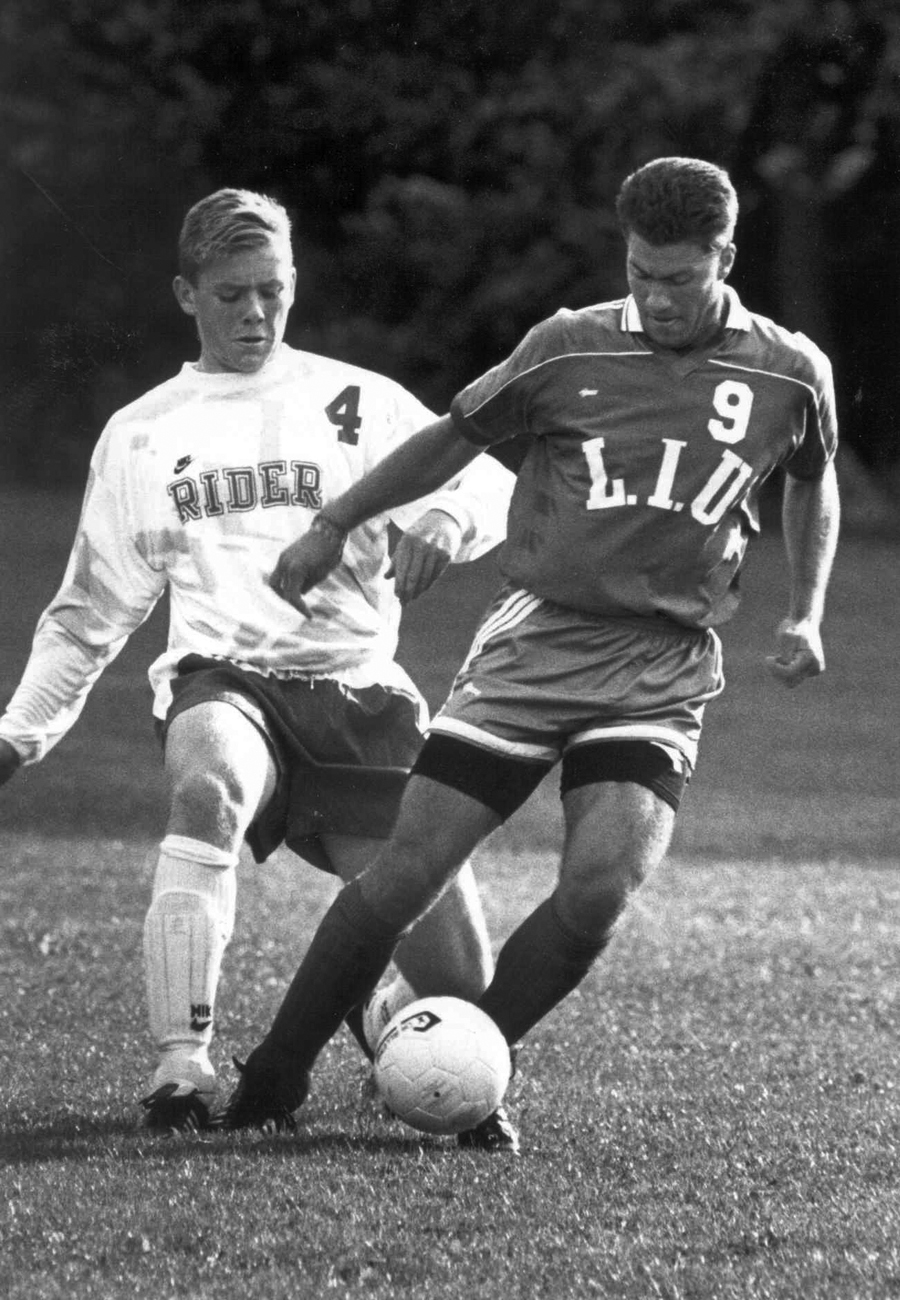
548,894,613,959
160,835,239,871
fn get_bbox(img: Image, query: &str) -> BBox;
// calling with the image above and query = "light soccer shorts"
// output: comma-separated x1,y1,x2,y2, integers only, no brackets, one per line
428,584,724,774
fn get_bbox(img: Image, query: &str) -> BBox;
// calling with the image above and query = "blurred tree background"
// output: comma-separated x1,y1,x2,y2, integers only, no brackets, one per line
2,0,898,510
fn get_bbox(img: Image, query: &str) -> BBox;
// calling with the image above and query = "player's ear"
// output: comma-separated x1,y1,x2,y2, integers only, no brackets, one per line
286,265,297,308
718,242,736,280
173,275,197,317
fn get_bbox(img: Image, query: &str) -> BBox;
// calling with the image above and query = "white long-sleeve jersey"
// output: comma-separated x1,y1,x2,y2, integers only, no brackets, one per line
1,345,513,765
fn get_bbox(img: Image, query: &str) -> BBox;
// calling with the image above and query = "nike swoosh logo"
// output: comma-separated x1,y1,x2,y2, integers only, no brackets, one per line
174,455,193,473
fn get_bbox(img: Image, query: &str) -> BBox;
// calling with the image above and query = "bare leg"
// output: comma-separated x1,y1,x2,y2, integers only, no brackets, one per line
323,832,493,1000
247,776,500,1084
555,780,674,936
143,703,276,1112
478,781,675,1045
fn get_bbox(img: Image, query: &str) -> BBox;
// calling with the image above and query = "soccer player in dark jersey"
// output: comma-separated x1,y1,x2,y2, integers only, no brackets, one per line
220,157,840,1152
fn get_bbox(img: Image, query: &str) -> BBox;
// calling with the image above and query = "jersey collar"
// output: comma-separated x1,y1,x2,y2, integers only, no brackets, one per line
620,284,752,334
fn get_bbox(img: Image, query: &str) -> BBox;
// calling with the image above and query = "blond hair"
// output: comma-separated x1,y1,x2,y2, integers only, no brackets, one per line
177,188,292,281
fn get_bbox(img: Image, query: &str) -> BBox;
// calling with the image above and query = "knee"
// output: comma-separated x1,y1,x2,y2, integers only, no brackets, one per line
358,854,435,930
388,818,448,874
358,790,485,927
555,854,646,940
167,767,248,846
378,824,459,907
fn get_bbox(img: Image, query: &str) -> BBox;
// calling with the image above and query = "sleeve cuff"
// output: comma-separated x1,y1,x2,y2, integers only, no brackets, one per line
448,400,494,447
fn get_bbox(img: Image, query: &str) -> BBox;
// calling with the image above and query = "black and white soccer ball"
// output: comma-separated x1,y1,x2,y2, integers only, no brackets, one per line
362,977,413,1054
372,996,511,1135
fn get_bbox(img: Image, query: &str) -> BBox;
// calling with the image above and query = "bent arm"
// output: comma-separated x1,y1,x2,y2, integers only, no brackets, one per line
271,416,486,614
766,460,840,687
783,461,840,624
392,450,514,565
329,416,483,532
388,451,515,603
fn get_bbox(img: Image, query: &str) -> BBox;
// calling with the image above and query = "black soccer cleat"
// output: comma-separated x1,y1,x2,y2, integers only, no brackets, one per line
216,1055,307,1133
141,1081,213,1134
457,1104,520,1154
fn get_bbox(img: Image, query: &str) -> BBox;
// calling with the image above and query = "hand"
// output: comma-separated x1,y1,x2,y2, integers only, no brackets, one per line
269,516,346,618
765,617,825,688
387,510,463,605
0,738,22,787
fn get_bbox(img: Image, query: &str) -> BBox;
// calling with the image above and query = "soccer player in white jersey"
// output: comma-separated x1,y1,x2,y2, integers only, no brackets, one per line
217,157,840,1154
0,188,515,1137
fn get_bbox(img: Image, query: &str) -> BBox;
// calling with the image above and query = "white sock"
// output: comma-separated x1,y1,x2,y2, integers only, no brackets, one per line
143,835,237,1091
363,973,418,1051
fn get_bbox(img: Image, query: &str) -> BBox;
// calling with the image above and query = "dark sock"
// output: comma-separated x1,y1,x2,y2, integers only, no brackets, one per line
478,895,612,1045
250,877,403,1087
343,1001,374,1062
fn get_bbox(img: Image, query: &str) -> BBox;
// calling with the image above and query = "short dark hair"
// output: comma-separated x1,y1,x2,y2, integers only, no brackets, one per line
616,157,738,251
177,188,292,282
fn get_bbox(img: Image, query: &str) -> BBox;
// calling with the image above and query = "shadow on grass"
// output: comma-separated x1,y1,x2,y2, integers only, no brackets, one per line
0,1112,461,1167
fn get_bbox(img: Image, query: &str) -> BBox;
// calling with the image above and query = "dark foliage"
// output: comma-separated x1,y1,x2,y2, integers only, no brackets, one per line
2,0,898,482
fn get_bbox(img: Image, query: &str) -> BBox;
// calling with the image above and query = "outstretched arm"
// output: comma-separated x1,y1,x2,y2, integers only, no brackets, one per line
766,460,840,687
0,458,165,768
270,415,484,615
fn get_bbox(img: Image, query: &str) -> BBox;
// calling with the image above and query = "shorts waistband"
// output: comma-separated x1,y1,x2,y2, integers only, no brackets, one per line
520,591,710,642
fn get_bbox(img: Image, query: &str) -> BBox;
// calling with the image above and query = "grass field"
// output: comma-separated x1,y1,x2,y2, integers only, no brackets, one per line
1,487,899,1299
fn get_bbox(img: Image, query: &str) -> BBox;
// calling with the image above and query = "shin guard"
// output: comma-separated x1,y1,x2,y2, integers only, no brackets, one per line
143,836,237,1079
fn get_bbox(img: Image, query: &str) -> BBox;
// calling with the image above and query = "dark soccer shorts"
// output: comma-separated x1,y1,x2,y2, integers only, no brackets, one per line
424,585,724,805
162,655,426,869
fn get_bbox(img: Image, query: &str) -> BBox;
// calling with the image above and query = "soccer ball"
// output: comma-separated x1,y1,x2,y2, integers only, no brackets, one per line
372,996,511,1135
362,975,416,1054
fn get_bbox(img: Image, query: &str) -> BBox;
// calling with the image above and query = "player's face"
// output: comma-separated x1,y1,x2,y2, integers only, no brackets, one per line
626,234,735,351
173,241,296,373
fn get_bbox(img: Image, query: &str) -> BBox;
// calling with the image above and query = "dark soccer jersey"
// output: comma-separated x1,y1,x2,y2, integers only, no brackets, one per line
449,288,837,628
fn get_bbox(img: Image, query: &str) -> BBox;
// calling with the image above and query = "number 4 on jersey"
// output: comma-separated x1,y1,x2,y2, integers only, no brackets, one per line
325,385,362,444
